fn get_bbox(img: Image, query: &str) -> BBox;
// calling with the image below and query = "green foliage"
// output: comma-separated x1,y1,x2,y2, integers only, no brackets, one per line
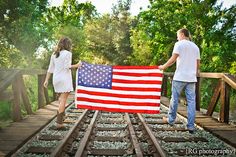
0,101,11,120
40,1,97,69
84,0,134,65
0,44,26,68
23,76,39,112
200,79,220,111
46,1,96,29
229,62,236,74
129,29,152,65
135,0,236,72
23,75,54,112
54,25,87,64
0,0,49,68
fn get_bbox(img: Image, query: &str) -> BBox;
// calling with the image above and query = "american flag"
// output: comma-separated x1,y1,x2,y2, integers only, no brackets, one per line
75,62,163,114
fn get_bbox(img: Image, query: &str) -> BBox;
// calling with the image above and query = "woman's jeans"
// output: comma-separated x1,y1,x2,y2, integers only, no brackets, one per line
168,80,196,130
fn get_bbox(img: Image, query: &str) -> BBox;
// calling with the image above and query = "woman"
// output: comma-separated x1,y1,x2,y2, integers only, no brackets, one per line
43,37,81,129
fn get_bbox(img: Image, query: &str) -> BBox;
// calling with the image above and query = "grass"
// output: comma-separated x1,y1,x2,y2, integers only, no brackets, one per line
0,100,13,128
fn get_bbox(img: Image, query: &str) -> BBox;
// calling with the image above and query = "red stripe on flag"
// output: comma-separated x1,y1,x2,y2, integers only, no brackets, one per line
112,86,162,91
113,65,159,69
113,71,163,77
77,104,160,114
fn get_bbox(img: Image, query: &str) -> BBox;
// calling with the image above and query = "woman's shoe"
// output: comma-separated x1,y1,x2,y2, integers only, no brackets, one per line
56,111,66,130
56,123,66,130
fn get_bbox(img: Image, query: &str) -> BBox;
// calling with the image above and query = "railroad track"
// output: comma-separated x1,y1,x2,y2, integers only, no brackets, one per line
13,102,235,157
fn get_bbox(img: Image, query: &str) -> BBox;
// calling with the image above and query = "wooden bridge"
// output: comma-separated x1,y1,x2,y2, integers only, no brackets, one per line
0,69,235,156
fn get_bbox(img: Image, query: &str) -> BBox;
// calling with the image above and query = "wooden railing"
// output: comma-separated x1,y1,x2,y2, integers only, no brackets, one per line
0,69,54,121
1,69,235,124
161,72,236,123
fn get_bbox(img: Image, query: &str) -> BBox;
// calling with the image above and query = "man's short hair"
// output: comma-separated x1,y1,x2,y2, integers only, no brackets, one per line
178,28,190,37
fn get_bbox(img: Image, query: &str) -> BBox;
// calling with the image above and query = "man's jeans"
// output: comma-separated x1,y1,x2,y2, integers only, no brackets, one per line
168,80,196,130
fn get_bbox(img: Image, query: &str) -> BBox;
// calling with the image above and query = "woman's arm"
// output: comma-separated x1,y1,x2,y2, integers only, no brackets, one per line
70,61,82,69
43,72,52,88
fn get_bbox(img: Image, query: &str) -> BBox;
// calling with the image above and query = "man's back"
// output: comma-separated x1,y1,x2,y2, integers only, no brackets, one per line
173,39,200,82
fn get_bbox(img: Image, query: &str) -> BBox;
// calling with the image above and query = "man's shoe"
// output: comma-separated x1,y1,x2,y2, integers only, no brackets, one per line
189,130,195,134
162,117,168,123
163,117,174,126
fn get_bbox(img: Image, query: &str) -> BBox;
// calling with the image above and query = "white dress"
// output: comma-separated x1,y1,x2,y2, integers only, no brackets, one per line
47,50,74,93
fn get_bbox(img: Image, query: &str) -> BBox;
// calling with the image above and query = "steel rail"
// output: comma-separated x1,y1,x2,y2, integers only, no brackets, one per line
50,109,89,157
137,113,166,157
75,110,99,157
125,113,143,157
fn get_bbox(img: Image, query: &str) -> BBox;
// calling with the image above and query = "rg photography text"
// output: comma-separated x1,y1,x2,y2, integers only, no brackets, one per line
185,148,235,156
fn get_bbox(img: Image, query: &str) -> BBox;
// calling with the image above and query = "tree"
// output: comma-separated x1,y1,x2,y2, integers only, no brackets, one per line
84,0,134,65
133,0,236,72
0,0,49,67
39,1,97,69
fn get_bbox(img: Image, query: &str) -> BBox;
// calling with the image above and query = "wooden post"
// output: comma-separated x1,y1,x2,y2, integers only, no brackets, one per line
19,75,33,114
195,77,201,111
12,74,22,121
219,80,230,123
161,75,168,97
38,74,45,109
206,80,221,116
44,86,50,105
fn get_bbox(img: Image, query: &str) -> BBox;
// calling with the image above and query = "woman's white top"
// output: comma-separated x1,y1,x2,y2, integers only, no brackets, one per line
47,50,73,93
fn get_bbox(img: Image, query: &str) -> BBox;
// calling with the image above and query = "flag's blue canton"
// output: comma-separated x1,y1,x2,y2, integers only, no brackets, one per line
78,62,113,89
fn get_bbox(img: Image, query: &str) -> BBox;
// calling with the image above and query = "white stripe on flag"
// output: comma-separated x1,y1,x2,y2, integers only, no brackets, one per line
77,85,161,96
76,101,160,110
112,82,161,88
113,69,161,73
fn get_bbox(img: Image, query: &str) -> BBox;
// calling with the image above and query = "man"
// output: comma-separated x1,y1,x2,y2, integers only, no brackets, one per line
159,28,200,133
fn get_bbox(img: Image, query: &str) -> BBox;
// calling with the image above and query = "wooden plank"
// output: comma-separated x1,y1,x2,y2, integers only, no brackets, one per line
20,69,46,75
219,81,230,123
195,77,201,111
19,76,33,114
195,112,209,118
211,130,236,148
0,141,22,147
26,147,52,154
0,134,27,141
161,75,168,97
11,74,22,121
153,128,189,131
204,125,236,131
199,73,223,78
39,135,62,141
89,149,126,156
160,137,208,142
195,117,219,123
44,87,50,105
222,74,236,90
206,80,221,116
38,74,46,109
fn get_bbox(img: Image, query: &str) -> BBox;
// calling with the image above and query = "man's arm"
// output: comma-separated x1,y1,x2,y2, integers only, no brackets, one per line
159,53,179,70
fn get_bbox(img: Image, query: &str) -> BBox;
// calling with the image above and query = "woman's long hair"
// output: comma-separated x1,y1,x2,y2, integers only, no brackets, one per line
54,37,72,58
